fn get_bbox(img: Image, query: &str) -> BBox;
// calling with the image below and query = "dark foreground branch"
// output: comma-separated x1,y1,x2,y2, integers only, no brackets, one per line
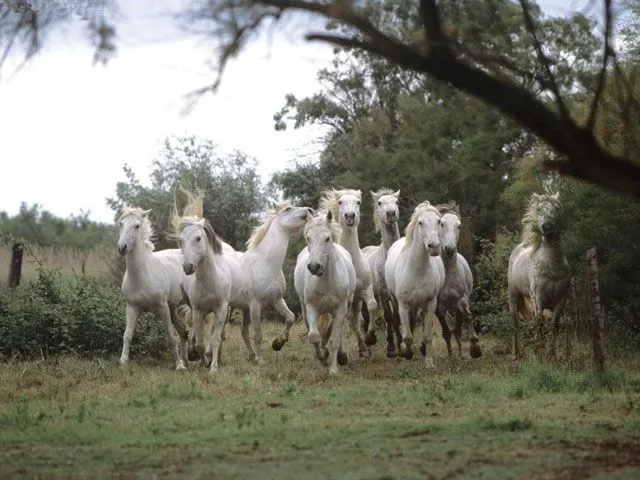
282,1,640,197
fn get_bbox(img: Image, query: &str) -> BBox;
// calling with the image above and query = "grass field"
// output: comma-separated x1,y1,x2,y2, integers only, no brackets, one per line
1,321,639,479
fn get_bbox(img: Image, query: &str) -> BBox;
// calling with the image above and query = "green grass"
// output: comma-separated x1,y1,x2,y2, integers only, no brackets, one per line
1,321,640,479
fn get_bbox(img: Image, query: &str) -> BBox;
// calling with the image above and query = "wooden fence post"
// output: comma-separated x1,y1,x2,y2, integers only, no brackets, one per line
586,247,605,374
8,242,23,290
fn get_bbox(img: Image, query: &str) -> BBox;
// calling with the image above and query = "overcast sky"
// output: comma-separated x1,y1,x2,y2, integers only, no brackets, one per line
0,0,600,223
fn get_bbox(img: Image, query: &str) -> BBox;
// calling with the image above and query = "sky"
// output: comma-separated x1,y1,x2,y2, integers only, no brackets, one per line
0,0,600,224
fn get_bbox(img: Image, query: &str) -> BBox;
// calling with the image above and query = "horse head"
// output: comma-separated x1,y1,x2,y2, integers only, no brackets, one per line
117,207,152,255
371,189,400,229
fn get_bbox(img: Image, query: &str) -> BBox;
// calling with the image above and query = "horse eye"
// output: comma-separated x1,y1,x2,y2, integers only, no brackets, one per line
325,236,330,242
338,200,342,205
285,206,292,211
178,240,183,247
378,201,382,206
418,220,423,226
134,224,140,229
196,236,201,242
357,201,361,205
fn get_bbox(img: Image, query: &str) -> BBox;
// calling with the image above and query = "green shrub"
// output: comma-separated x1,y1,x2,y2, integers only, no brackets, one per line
0,268,167,359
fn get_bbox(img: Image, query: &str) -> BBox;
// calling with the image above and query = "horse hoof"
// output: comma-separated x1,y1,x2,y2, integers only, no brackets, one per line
386,349,398,359
470,342,482,359
308,332,321,344
329,367,339,375
424,359,436,370
401,348,414,360
255,356,265,366
420,342,426,356
176,363,186,371
272,338,285,351
364,331,377,346
337,351,349,366
187,347,200,362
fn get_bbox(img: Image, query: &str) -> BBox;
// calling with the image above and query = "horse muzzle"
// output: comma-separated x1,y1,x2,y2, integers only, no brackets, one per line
307,262,324,276
117,244,127,256
183,263,195,275
443,245,456,257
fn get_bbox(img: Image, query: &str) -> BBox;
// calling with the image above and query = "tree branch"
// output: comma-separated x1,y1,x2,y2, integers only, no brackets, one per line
518,0,571,122
418,0,449,54
586,0,613,131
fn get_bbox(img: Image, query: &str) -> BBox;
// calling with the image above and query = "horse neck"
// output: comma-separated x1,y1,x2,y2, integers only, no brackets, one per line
339,224,361,255
537,236,566,264
380,222,400,251
124,242,153,281
194,248,219,285
252,220,290,268
407,236,430,271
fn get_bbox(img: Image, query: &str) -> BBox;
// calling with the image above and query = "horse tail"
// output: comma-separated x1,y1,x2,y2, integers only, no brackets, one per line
318,313,333,340
520,297,534,322
177,304,193,327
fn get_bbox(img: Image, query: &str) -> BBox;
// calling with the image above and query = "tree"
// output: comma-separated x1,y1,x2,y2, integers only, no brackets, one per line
107,135,266,251
186,0,640,198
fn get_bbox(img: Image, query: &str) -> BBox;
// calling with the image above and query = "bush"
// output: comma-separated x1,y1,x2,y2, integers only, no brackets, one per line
0,269,168,360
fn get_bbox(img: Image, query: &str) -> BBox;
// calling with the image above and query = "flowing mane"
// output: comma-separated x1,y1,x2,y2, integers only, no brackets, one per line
404,201,441,246
435,201,461,218
319,189,362,219
171,186,205,240
118,206,155,252
372,188,397,232
304,210,342,242
521,192,562,250
245,199,292,251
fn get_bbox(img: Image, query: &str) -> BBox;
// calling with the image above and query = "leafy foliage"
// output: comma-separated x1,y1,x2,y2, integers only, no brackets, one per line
107,135,267,251
0,268,167,359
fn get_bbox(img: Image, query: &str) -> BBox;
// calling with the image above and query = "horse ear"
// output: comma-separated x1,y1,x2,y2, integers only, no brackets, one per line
370,190,378,200
326,210,333,222
393,189,400,199
553,191,560,200
355,189,362,199
142,209,152,217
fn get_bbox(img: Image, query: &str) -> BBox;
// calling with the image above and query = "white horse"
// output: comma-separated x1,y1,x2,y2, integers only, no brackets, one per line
362,188,402,358
294,210,356,374
320,189,377,358
117,207,189,370
233,200,315,364
384,201,445,368
178,215,241,373
433,202,481,359
508,191,570,359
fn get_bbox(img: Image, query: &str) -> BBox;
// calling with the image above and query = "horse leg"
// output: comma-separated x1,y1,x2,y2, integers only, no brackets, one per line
240,308,256,361
190,308,207,368
461,299,481,359
434,303,453,357
508,291,523,359
328,303,349,375
208,302,229,374
363,285,378,348
159,304,186,371
249,300,264,365
382,297,397,358
550,295,568,360
420,299,437,370
271,297,296,351
397,302,414,360
391,295,403,357
361,300,370,340
307,305,328,364
350,298,368,358
120,303,141,366
169,304,190,367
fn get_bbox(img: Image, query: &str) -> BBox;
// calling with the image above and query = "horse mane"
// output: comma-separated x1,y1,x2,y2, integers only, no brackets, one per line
371,188,397,233
435,200,460,218
319,189,362,219
521,191,562,250
303,209,342,242
179,216,223,255
245,199,292,251
119,206,155,252
171,186,205,241
404,201,441,246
